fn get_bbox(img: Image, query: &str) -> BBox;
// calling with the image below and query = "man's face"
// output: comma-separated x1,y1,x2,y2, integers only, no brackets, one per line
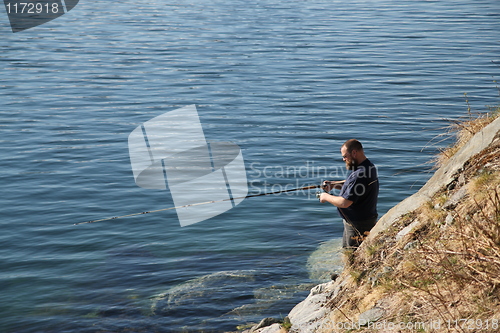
341,146,357,170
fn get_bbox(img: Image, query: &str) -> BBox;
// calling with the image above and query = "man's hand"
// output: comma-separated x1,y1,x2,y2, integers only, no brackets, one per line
322,181,333,192
322,180,345,192
319,192,330,203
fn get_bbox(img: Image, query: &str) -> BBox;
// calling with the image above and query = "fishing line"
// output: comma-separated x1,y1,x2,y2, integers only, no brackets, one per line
74,184,322,226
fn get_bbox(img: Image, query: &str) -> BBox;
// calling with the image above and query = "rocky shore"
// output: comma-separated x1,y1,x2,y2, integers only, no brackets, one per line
239,110,500,333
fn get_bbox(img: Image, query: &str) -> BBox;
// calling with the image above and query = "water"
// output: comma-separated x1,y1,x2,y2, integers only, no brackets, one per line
1,0,499,331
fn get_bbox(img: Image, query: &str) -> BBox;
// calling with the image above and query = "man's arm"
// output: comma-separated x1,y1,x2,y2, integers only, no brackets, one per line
319,192,353,208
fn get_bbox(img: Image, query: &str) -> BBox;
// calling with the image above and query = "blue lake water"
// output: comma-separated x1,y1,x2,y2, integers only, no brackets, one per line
1,0,499,332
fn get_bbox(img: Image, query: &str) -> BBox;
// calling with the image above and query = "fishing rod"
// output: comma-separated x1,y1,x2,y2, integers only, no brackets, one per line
74,184,324,226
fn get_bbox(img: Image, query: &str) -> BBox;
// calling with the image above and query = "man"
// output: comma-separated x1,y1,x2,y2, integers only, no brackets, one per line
319,139,379,249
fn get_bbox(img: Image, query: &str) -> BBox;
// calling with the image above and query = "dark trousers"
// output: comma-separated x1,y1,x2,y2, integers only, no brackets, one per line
342,217,377,249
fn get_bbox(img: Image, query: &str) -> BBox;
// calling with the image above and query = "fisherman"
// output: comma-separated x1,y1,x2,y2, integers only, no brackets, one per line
319,139,379,249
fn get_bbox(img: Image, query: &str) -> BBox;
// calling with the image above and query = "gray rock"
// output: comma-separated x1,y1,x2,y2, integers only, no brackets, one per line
457,173,466,186
382,266,394,274
404,240,418,251
251,317,280,332
358,306,385,325
309,281,334,296
445,212,454,225
259,323,283,333
287,292,328,332
396,220,420,241
443,184,469,210
245,323,283,333
368,276,378,287
331,279,347,299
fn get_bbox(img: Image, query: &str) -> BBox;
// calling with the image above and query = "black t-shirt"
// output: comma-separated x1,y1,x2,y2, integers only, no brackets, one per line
338,158,378,222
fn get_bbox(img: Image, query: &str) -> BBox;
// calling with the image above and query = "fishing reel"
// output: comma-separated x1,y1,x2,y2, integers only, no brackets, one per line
316,189,328,201
316,182,330,201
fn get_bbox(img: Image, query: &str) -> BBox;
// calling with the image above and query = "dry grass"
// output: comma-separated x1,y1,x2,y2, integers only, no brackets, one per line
392,179,500,332
435,102,500,167
326,174,500,333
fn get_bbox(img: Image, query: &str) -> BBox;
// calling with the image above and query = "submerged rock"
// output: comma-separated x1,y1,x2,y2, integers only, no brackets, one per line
151,270,257,316
226,282,314,318
306,238,344,281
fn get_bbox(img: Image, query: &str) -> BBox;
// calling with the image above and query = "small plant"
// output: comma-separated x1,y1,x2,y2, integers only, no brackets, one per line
349,269,367,285
281,316,292,331
365,242,383,257
474,169,497,190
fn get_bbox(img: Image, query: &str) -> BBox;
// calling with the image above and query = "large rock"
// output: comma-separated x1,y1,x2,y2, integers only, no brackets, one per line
370,116,500,237
286,281,339,332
